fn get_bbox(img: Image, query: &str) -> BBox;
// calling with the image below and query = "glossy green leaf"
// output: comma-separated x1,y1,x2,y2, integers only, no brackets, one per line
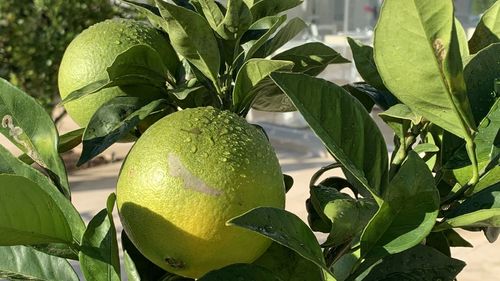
79,193,120,281
342,83,398,111
124,251,141,281
374,0,476,138
271,72,388,200
79,98,171,166
156,0,221,88
455,18,470,59
273,42,349,75
121,231,176,281
450,182,500,216
310,186,376,247
198,0,224,32
347,38,386,91
444,229,473,248
242,15,286,61
469,1,500,54
0,174,73,245
249,0,302,21
216,0,253,40
379,104,422,125
0,78,70,198
228,207,328,272
0,245,79,281
464,43,500,125
18,128,84,165
199,263,281,281
232,59,293,113
250,78,295,112
361,152,439,259
0,145,85,244
123,0,165,30
61,44,171,105
449,98,500,190
31,243,79,260
254,242,324,281
256,17,307,57
361,245,465,281
435,209,500,230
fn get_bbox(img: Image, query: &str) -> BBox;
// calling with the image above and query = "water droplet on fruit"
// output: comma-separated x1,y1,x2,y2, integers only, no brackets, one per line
240,173,247,178
115,40,121,45
221,157,228,162
190,145,197,153
184,137,192,143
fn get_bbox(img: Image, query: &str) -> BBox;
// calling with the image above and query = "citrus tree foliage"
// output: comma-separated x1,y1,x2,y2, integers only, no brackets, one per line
0,0,499,280
0,0,126,112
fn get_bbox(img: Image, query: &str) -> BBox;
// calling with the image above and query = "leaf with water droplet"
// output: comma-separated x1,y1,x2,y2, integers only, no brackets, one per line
228,207,329,274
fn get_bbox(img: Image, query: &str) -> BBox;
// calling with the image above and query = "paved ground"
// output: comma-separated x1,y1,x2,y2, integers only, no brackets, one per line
67,121,499,281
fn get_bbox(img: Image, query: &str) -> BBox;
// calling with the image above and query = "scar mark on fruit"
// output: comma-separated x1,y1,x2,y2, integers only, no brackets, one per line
433,39,446,64
165,257,185,269
181,127,202,135
168,153,222,196
2,115,13,129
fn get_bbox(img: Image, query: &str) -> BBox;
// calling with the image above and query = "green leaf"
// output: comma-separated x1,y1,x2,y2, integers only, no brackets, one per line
198,0,224,32
379,104,422,139
273,42,349,75
436,182,500,230
444,229,473,248
256,17,308,57
361,152,440,259
216,0,253,40
156,0,221,89
123,0,165,29
124,251,141,281
469,1,500,54
121,231,176,281
0,78,70,198
0,145,85,244
448,98,500,190
342,83,398,111
61,44,172,105
249,0,302,21
379,104,422,126
249,78,295,112
79,193,120,281
242,15,287,61
254,242,324,281
78,98,171,166
435,209,500,230
374,0,476,138
228,207,328,272
271,72,388,200
455,18,470,59
310,186,377,247
31,243,79,260
464,43,500,125
199,263,281,281
361,245,465,281
0,174,73,245
347,38,386,91
0,245,79,280
18,128,84,165
232,59,293,113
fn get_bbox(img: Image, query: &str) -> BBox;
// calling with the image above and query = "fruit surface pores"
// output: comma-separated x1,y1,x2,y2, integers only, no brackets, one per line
116,107,285,278
58,18,178,127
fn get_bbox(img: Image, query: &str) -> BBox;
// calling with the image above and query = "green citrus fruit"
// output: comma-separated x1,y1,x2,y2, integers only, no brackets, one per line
58,18,178,127
116,107,285,278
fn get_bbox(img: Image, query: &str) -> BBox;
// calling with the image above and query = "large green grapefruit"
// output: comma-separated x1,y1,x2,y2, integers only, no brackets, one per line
116,107,285,278
58,18,178,127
